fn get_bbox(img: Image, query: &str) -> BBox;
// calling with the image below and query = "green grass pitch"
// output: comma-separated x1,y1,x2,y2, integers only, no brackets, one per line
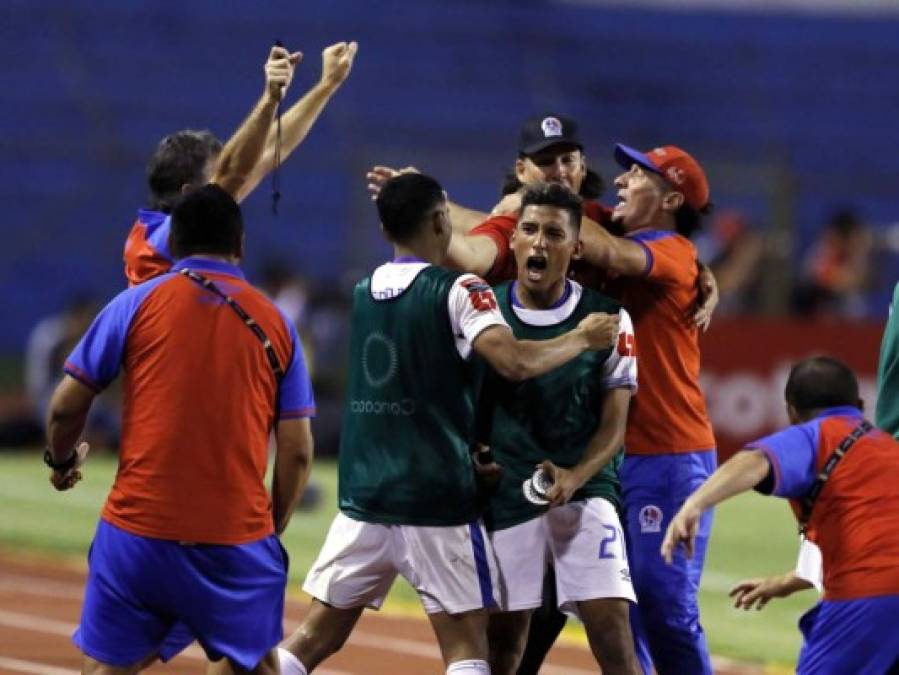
0,450,812,668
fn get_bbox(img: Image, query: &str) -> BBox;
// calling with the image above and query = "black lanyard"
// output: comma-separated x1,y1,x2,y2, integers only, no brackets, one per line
179,268,285,383
798,419,872,535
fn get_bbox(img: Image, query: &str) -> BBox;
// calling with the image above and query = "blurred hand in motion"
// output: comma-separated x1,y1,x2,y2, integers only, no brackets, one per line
693,264,718,332
321,41,359,90
661,501,702,564
265,44,303,101
729,573,813,611
366,165,421,200
49,441,90,492
490,191,523,217
577,312,619,350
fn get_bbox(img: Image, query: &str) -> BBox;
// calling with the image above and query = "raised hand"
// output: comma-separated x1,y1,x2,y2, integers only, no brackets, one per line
366,165,420,200
321,41,359,90
265,44,303,101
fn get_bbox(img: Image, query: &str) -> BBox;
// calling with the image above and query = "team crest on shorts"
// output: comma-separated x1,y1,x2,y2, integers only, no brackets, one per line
639,505,663,533
541,116,563,138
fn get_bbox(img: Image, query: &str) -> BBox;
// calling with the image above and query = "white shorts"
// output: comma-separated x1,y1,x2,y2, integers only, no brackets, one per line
490,497,636,617
303,512,498,615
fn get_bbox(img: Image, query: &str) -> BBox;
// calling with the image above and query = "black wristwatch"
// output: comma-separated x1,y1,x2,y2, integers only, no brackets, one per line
43,447,78,473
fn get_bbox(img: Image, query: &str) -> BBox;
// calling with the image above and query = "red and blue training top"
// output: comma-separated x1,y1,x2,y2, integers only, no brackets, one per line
123,208,174,286
749,406,899,601
65,257,316,545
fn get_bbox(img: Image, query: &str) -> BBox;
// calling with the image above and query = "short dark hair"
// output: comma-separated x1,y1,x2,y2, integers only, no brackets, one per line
673,202,713,239
147,129,223,213
784,356,860,414
519,183,583,233
169,184,243,259
376,173,445,243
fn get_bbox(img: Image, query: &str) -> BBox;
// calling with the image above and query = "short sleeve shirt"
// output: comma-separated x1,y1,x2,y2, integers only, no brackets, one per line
66,257,315,544
747,407,899,600
610,230,715,455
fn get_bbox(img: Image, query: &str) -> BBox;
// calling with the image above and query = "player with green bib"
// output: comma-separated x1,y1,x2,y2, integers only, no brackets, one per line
481,184,640,675
277,174,620,675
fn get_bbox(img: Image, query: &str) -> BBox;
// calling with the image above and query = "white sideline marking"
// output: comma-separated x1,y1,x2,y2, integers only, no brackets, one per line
284,618,595,675
0,573,758,674
0,576,83,600
0,609,352,674
0,656,78,675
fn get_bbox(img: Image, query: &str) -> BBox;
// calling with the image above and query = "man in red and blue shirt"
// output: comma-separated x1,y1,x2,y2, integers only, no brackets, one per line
663,356,899,674
125,41,358,286
45,185,315,673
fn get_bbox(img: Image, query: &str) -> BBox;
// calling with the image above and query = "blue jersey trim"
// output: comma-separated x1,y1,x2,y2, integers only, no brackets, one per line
137,209,173,262
629,229,676,243
66,274,172,390
469,523,495,608
172,257,246,280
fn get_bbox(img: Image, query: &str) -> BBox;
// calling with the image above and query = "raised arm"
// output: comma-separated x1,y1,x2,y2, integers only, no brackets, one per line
445,232,500,277
542,387,632,506
237,41,358,202
213,45,300,199
271,417,314,535
472,312,618,382
578,217,649,277
661,450,771,563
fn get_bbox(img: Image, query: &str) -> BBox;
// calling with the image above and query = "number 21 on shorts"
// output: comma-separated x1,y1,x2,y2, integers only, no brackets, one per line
598,524,627,560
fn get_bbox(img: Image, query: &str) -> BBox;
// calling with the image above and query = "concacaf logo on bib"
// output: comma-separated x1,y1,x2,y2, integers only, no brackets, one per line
362,332,398,388
639,505,663,533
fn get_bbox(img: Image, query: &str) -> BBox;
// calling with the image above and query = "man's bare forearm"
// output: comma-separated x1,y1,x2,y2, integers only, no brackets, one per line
571,389,630,483
214,91,279,199
271,419,314,534
685,450,771,512
45,376,95,461
240,82,340,200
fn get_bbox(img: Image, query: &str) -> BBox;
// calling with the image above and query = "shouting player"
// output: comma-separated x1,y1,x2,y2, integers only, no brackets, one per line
482,183,640,675
366,113,717,331
276,173,620,675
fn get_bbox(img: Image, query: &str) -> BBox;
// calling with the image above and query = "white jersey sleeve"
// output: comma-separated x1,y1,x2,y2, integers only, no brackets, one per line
447,274,509,359
795,537,824,592
600,308,638,391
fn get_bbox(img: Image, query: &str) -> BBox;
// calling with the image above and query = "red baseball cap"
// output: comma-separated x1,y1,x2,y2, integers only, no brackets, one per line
614,144,710,211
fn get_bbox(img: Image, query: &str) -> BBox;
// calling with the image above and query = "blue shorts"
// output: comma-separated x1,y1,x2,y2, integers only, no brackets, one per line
73,519,288,669
797,595,899,674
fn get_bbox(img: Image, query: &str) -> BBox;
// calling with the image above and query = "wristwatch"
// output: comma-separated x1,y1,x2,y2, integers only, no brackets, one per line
43,447,78,473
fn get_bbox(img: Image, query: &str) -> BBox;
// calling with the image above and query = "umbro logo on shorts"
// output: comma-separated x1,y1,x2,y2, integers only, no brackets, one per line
620,568,631,582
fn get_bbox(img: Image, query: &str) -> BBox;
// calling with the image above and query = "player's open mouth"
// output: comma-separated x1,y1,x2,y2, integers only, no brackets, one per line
526,255,548,281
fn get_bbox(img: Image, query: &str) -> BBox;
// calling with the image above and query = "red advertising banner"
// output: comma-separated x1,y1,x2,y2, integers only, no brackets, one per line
699,317,885,460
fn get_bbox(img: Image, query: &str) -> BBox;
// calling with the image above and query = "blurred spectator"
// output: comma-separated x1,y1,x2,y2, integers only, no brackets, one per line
694,210,763,314
22,296,119,448
793,208,874,318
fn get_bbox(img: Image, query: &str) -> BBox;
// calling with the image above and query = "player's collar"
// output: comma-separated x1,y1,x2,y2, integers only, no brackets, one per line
172,257,245,280
510,280,582,326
